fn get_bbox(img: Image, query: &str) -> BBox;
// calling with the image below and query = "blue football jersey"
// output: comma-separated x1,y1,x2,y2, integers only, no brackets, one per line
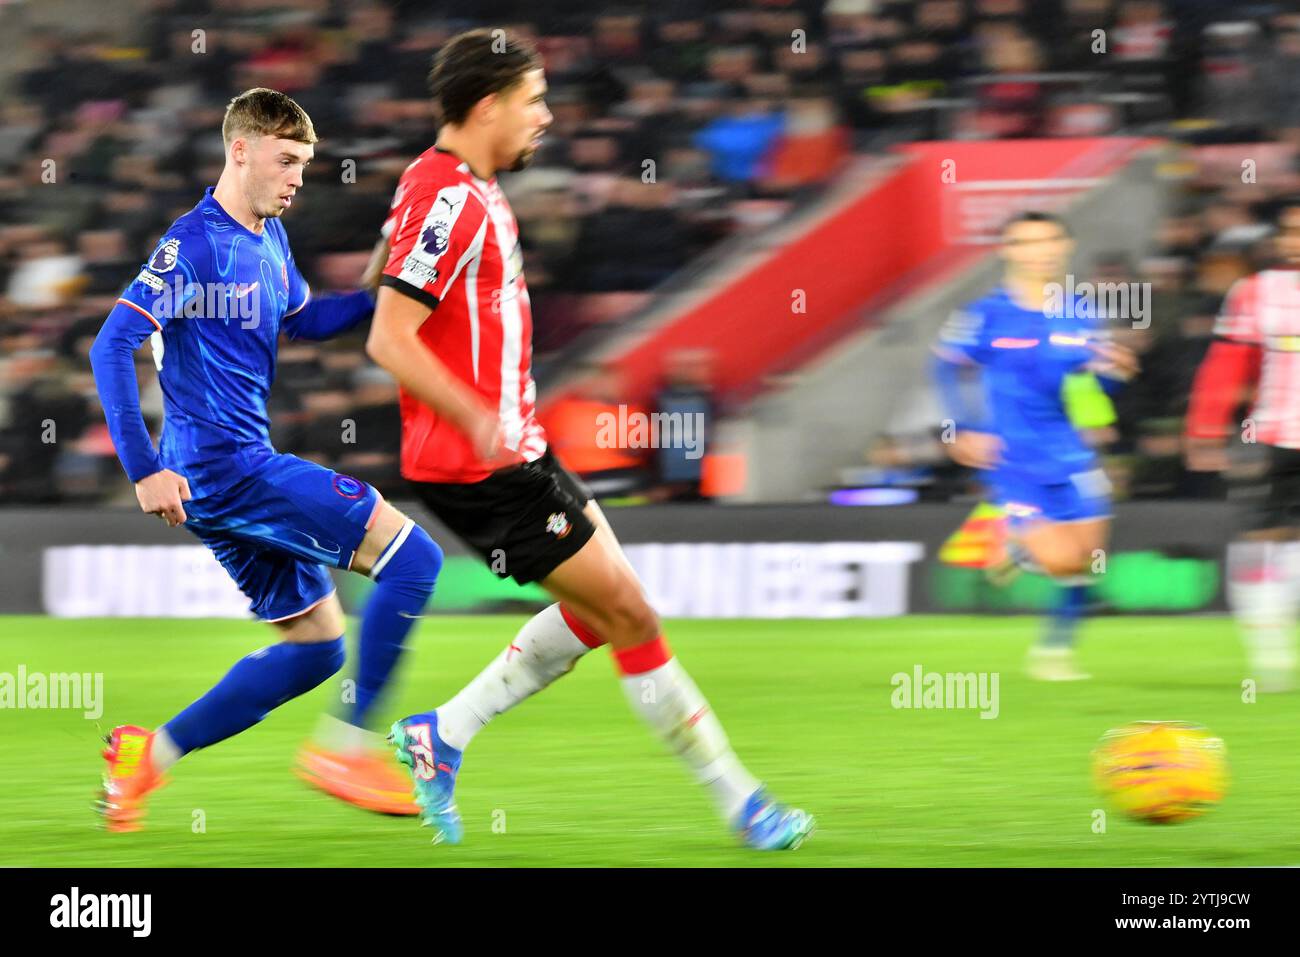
114,187,312,494
937,285,1101,484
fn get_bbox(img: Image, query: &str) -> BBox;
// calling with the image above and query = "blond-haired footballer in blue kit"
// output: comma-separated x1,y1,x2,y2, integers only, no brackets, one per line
89,88,440,829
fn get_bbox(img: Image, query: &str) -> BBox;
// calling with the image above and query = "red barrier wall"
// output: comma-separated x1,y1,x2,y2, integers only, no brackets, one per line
539,138,1154,419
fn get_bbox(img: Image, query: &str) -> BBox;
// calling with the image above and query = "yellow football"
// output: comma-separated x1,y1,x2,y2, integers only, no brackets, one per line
1092,721,1227,824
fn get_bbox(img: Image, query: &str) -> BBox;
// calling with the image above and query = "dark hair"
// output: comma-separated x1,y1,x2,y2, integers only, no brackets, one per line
1000,210,1072,238
222,88,317,147
428,29,542,126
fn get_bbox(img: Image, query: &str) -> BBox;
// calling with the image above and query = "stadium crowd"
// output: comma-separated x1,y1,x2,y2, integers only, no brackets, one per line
0,0,1296,503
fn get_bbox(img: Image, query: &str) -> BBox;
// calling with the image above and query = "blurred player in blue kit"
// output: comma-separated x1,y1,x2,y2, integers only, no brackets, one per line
932,212,1139,680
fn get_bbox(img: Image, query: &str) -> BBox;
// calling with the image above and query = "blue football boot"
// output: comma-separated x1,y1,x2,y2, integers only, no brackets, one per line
388,711,464,845
734,788,815,850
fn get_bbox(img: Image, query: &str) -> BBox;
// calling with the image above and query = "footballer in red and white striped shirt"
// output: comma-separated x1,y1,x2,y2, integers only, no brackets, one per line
363,28,813,850
379,145,547,483
1185,198,1300,693
1187,267,1300,451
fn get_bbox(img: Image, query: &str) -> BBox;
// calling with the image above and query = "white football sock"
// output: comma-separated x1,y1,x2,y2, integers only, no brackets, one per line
1280,540,1300,671
1285,541,1300,587
150,727,182,774
620,657,761,823
435,603,594,751
313,713,378,755
1228,541,1298,689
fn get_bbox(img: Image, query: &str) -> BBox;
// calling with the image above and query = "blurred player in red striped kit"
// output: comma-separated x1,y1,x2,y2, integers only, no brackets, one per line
1186,197,1300,692
306,28,813,849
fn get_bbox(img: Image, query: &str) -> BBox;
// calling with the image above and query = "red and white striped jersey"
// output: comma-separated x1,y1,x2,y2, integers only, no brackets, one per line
381,146,547,482
1213,269,1300,449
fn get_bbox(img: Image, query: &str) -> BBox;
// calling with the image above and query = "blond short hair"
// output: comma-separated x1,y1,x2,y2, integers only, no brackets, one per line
222,88,318,147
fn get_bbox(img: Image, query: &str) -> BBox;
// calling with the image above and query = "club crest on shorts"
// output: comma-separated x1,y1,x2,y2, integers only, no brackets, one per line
332,474,364,499
545,511,572,539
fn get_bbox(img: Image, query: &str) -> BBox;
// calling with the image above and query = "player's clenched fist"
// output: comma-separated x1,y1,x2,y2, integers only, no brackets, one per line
462,405,519,470
1085,340,1140,381
948,430,1004,470
135,469,192,527
1184,435,1230,473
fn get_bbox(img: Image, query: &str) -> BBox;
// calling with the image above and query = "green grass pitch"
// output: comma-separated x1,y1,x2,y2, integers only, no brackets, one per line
2,614,1297,867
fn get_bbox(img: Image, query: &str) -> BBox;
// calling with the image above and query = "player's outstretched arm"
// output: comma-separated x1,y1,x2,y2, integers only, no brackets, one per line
931,306,992,429
366,285,515,467
1184,338,1261,471
280,237,386,342
931,347,1002,470
931,346,987,432
282,288,375,342
88,302,192,525
1185,275,1265,470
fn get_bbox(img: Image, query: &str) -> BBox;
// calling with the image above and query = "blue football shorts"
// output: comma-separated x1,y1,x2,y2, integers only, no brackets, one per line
180,450,383,621
991,465,1113,533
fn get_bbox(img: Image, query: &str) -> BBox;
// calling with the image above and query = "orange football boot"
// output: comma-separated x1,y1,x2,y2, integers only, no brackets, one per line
295,742,419,815
96,725,168,832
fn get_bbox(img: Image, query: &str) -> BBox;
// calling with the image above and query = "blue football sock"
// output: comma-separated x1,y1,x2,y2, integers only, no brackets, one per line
164,637,345,755
1042,583,1089,648
349,520,442,729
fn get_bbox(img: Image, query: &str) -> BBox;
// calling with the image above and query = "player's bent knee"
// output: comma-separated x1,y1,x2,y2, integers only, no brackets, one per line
1041,551,1089,578
353,501,410,575
1036,554,1068,577
1022,531,1090,578
600,593,660,647
371,519,443,602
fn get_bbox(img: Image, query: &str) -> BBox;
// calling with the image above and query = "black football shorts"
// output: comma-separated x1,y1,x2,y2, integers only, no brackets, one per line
1238,445,1300,533
408,449,597,585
